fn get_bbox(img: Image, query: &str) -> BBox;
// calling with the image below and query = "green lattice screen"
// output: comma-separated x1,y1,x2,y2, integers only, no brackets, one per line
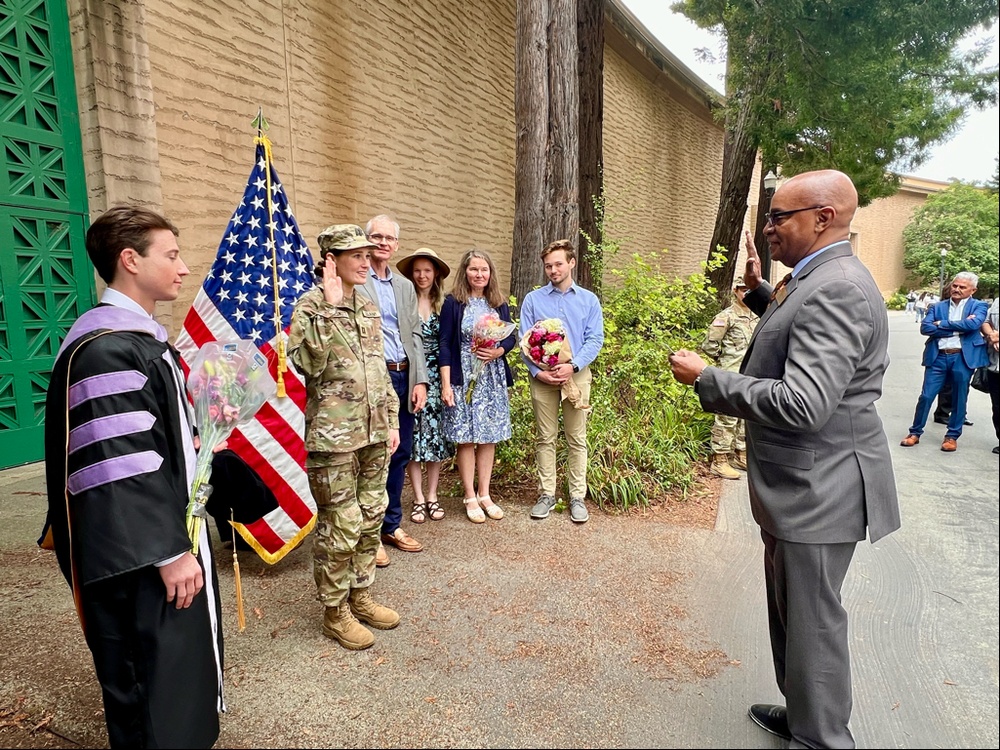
0,0,90,467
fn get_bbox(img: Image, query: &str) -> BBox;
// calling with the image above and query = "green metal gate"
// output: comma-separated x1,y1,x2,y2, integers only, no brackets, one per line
0,0,91,467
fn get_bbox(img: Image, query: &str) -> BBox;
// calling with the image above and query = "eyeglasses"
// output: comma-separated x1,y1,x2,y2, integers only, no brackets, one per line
764,205,826,226
367,233,398,244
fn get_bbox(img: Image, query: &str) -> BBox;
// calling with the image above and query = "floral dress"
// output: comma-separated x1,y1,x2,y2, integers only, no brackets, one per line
444,296,512,445
411,312,455,462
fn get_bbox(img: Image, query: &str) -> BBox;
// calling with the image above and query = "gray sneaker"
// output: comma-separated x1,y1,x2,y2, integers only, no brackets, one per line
569,498,589,523
530,495,557,519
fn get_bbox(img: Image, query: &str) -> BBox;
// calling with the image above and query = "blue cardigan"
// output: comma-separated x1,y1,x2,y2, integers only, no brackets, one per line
438,295,517,387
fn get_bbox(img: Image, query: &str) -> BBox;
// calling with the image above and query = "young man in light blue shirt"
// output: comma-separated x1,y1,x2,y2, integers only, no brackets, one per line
519,239,604,522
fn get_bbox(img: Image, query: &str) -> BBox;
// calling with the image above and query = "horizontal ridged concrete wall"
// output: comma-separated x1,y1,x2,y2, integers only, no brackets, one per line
601,40,725,277
143,0,516,317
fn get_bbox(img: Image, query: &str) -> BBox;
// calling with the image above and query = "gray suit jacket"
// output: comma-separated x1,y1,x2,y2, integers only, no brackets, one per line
360,272,429,413
698,242,900,544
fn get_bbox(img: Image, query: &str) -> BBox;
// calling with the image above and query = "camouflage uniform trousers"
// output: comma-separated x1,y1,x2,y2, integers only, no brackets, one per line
710,413,746,455
308,442,390,608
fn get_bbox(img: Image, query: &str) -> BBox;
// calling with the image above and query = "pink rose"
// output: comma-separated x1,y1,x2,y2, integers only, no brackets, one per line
530,346,544,362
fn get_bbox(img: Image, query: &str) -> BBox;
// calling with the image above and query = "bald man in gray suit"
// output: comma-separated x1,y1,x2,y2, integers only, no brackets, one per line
671,170,900,748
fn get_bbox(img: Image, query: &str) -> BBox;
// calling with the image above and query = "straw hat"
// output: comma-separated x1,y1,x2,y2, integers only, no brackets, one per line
396,247,451,279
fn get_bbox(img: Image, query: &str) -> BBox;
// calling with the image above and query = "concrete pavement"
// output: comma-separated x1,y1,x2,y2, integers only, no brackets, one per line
0,310,996,749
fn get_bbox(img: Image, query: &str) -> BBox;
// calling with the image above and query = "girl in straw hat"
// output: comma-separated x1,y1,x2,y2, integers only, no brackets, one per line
397,249,455,522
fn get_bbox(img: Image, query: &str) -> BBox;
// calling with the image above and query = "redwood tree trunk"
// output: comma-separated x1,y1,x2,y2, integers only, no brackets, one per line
576,0,603,295
707,91,759,303
512,0,548,307
544,0,580,249
511,0,584,309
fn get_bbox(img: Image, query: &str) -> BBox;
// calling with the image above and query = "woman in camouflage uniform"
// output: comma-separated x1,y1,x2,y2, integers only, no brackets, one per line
288,224,401,650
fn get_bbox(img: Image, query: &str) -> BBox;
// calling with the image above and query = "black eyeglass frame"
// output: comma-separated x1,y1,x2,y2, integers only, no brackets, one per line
764,204,827,226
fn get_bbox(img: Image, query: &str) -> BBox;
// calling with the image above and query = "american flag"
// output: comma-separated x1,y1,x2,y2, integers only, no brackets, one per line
176,137,317,563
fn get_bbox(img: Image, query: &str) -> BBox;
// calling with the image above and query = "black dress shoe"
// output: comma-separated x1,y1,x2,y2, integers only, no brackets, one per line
934,416,974,426
748,703,792,741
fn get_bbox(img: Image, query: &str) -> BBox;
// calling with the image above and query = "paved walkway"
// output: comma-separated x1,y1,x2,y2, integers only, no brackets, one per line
1,310,996,748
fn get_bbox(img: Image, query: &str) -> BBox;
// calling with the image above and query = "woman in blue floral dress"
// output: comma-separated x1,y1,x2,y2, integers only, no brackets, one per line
397,248,455,522
439,249,516,523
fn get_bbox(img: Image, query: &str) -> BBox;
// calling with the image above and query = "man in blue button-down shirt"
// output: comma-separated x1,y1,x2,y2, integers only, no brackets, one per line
519,239,604,523
360,215,428,564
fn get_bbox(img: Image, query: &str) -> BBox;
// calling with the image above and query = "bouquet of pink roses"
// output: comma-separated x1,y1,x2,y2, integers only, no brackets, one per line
185,341,275,555
465,311,516,404
520,318,590,410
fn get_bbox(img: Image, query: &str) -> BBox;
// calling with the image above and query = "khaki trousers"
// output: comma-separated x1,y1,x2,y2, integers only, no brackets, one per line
529,367,592,499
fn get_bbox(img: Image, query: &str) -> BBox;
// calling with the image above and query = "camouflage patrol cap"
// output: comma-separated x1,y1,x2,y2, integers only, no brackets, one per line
317,224,377,255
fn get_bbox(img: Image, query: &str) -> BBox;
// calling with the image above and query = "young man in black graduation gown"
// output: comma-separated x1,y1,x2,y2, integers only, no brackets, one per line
40,206,224,749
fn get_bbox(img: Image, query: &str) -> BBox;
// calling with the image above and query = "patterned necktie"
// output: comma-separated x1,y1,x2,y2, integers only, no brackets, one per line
770,273,793,303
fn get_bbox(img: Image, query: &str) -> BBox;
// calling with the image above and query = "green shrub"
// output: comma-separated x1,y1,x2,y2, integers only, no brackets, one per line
495,251,722,512
886,292,908,310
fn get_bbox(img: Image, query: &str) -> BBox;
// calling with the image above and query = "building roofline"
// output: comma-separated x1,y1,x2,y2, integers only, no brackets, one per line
604,0,723,110
897,174,954,195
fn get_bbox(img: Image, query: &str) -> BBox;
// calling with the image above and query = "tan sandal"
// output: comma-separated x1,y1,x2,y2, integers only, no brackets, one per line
478,495,504,520
464,498,486,523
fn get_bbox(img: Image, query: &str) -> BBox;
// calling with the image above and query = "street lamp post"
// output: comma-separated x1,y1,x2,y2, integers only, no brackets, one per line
938,244,950,295
756,169,779,282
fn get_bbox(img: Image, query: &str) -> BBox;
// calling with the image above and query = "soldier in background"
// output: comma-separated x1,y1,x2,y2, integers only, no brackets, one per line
288,225,401,650
700,276,758,479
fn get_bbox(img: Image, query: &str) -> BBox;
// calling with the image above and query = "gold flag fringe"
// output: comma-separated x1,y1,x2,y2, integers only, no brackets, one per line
231,510,246,632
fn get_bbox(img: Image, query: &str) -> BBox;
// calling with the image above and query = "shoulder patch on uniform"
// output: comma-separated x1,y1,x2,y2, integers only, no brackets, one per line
711,317,727,326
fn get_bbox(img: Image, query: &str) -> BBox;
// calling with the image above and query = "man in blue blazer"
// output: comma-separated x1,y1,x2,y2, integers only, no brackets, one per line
901,271,989,451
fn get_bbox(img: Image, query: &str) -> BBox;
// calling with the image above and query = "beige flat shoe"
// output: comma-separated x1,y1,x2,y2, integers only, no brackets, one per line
478,495,504,520
464,498,486,523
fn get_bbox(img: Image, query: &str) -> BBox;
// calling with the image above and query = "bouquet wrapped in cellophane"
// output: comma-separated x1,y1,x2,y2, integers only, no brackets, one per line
465,311,516,404
520,318,590,411
185,341,275,556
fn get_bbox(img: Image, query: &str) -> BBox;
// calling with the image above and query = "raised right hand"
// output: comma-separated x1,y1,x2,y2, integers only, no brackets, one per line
321,258,344,306
743,230,763,290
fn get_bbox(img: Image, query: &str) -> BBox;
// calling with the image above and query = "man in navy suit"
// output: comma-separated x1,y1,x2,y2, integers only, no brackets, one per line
901,271,989,452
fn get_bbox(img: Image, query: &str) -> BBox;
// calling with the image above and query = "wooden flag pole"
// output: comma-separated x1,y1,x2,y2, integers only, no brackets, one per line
252,107,288,397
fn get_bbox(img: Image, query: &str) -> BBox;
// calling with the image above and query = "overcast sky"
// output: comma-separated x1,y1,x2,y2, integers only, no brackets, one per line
621,0,999,185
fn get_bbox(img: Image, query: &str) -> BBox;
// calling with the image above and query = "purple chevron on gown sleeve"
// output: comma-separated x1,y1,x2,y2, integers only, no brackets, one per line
69,371,148,409
68,451,164,494
69,411,157,454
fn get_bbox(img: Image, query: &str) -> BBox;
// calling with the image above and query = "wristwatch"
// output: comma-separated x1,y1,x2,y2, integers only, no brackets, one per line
571,362,580,373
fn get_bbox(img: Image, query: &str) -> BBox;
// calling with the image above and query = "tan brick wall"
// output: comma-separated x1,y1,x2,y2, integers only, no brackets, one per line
73,1,736,334
851,190,929,296
602,40,725,277
142,0,516,320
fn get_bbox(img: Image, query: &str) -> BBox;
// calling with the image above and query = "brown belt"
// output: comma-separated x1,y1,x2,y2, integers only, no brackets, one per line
939,348,962,355
385,360,408,372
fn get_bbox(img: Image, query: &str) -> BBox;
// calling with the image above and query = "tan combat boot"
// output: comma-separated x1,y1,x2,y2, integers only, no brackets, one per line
349,587,400,630
731,449,748,471
711,453,741,480
323,602,375,650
